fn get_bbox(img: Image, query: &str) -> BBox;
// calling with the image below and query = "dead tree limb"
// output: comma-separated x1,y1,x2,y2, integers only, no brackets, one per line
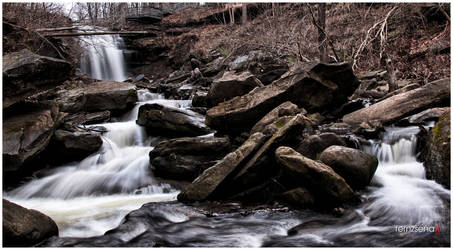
352,6,398,70
3,21,66,60
35,26,78,32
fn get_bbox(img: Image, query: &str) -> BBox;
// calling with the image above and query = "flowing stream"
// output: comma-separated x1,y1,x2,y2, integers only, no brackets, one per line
4,33,450,246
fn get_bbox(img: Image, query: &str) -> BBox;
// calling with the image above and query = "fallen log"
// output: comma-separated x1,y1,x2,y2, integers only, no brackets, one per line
44,31,157,37
35,26,78,32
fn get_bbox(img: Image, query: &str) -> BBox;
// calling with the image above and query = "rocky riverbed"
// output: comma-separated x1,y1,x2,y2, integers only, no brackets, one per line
2,4,451,247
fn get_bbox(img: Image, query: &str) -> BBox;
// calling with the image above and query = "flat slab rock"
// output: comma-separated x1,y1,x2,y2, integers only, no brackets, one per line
56,81,138,113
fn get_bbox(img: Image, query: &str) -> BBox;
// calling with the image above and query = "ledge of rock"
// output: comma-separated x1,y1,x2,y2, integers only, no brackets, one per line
137,103,211,137
3,102,64,173
3,49,72,109
55,81,138,113
206,61,359,134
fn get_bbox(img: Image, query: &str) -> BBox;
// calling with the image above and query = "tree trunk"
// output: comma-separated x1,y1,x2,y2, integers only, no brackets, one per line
242,4,247,24
318,3,328,63
385,56,397,92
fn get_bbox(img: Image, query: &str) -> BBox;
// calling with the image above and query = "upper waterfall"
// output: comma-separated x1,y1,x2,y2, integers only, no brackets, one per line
79,26,128,82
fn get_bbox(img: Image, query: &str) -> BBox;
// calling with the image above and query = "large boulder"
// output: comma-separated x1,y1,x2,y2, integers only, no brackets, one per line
423,111,450,189
296,133,347,160
343,78,450,125
149,137,231,181
3,199,59,246
275,146,356,206
49,129,103,164
206,71,263,107
206,61,360,133
137,103,211,137
231,114,310,190
55,81,138,113
3,102,64,173
3,49,72,109
250,101,302,135
319,145,378,190
177,132,267,203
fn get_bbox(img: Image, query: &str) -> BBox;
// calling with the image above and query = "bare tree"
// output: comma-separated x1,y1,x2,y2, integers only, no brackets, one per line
242,3,247,24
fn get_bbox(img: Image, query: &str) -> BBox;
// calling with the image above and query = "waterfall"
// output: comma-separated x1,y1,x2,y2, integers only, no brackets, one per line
360,125,449,226
79,26,128,82
4,90,202,237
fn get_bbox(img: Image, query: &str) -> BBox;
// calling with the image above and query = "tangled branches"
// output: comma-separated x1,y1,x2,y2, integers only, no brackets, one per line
352,5,398,70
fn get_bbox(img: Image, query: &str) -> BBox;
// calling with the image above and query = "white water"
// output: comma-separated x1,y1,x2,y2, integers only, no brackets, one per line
79,26,128,82
361,125,450,226
4,90,205,237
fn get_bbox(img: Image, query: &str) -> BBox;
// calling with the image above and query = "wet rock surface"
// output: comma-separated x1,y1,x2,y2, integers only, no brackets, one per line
137,103,211,137
149,136,231,181
422,111,451,189
3,199,59,247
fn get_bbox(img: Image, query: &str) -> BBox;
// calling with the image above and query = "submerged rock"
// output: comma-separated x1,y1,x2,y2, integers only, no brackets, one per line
275,146,356,207
319,145,378,190
206,71,263,107
343,78,450,125
3,199,59,246
137,103,211,137
206,61,359,133
149,137,231,181
3,49,72,109
423,111,450,189
178,132,267,202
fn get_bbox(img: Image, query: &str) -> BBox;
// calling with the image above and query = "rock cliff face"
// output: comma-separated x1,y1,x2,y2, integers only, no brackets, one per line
422,111,450,189
3,49,72,109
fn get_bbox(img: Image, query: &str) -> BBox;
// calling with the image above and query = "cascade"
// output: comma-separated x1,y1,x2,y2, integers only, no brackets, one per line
79,26,128,82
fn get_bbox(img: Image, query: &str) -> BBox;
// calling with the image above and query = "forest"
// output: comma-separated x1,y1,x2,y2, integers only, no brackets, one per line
2,2,451,247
